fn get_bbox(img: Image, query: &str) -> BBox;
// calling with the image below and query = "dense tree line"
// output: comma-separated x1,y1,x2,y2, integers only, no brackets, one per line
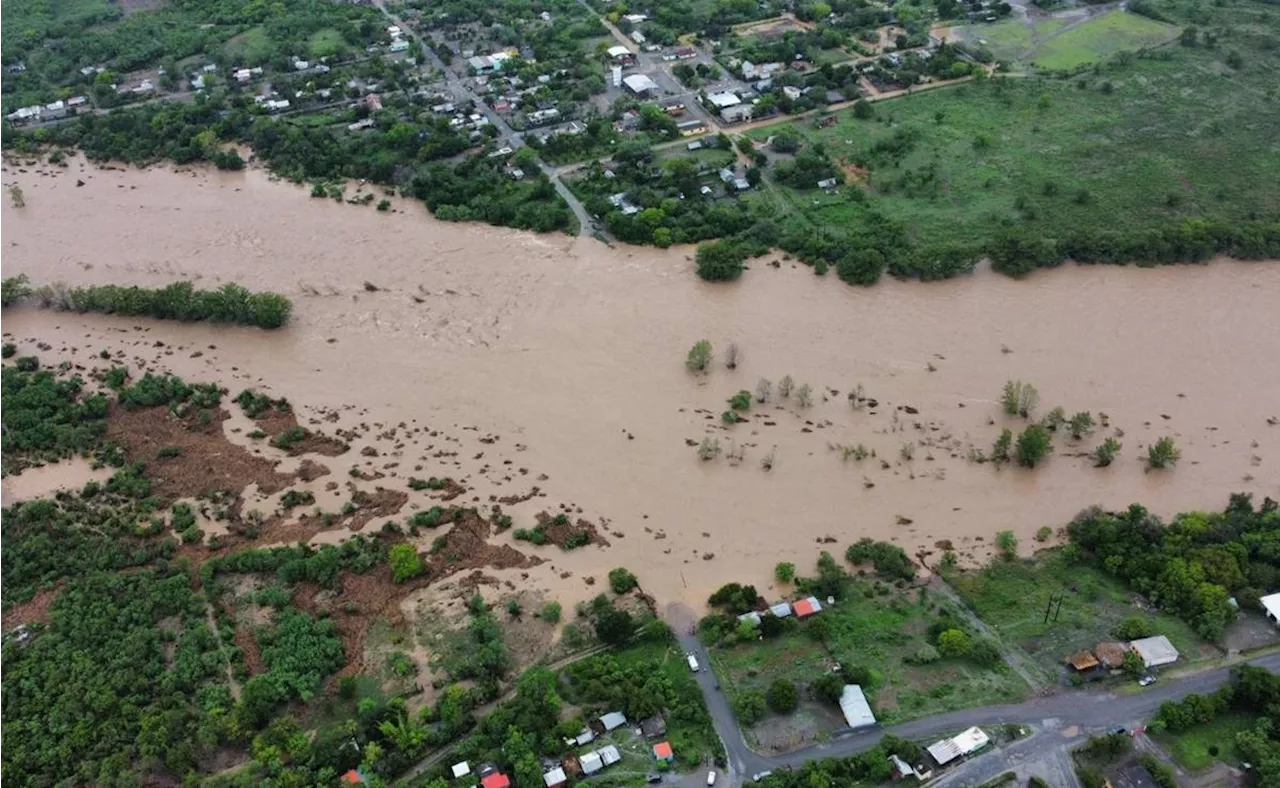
2,361,109,474
1066,494,1280,640
755,734,925,787
1153,666,1280,784
20,279,293,328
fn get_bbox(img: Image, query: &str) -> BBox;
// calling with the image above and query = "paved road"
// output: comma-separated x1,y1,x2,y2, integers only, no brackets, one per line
371,0,597,235
670,611,1280,788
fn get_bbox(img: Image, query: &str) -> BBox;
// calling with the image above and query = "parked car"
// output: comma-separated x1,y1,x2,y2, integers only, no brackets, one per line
706,770,717,785
1139,674,1156,687
687,653,700,672
646,775,662,784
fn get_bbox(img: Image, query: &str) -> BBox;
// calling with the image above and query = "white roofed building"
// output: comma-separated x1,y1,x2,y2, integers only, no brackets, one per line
1129,635,1179,668
622,73,659,96
927,726,990,766
1261,592,1280,626
839,685,876,729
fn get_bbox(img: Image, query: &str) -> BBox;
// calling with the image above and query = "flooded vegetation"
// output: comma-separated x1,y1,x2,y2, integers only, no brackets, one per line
4,156,1278,610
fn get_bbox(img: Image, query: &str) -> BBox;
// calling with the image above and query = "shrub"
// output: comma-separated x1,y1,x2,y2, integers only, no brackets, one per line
1,343,16,358
766,679,799,714
728,390,752,411
1016,425,1052,467
1112,615,1155,640
1001,380,1039,418
1035,526,1053,542
991,428,1013,463
996,530,1018,560
608,567,638,594
1146,437,1181,470
845,538,915,580
686,340,713,372
389,543,424,584
906,644,940,665
1093,437,1122,467
937,628,972,657
775,562,796,583
733,690,767,724
376,199,391,211
539,601,562,623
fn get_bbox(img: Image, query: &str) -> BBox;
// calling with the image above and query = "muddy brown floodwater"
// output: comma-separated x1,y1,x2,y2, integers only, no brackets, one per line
3,156,1278,611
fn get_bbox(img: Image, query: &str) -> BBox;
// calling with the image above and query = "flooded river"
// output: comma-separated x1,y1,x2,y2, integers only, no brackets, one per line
3,157,1278,608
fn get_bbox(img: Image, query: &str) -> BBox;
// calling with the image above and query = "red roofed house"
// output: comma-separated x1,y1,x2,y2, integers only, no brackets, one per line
340,770,363,784
653,741,674,762
480,773,512,788
481,774,512,788
793,596,823,618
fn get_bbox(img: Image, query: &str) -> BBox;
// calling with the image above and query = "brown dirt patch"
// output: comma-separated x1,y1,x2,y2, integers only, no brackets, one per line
296,460,331,482
253,407,349,457
3,586,60,628
234,624,265,676
432,478,467,502
839,161,869,185
107,404,294,504
496,486,541,505
429,510,541,577
534,511,610,549
341,484,409,532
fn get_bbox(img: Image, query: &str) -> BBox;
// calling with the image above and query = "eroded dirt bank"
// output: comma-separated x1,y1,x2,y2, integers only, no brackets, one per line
3,156,1278,609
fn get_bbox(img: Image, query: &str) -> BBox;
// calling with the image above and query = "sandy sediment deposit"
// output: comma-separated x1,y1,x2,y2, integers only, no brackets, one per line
3,154,1278,610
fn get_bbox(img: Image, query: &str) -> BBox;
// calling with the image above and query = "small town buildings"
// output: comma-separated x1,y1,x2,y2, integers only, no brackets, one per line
1095,641,1128,668
926,726,990,767
1261,593,1280,625
720,104,753,123
581,750,604,775
630,30,647,45
706,91,741,110
686,140,703,151
741,61,783,81
607,45,632,60
1067,650,1100,671
468,52,511,74
839,685,877,729
622,73,659,96
389,39,410,52
653,741,674,762
542,767,567,787
889,754,920,780
480,773,511,788
451,762,471,778
341,769,364,784
640,714,667,738
597,745,621,767
677,119,707,136
623,13,648,24
1129,635,1179,668
526,107,560,125
676,47,698,59
599,711,627,731
768,601,792,617
794,597,823,618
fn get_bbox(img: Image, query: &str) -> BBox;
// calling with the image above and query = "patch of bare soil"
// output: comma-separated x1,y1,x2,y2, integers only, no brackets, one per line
296,459,331,482
839,160,869,185
254,406,349,457
432,478,467,502
234,624,265,676
429,510,542,577
107,404,294,503
2,587,60,628
496,486,541,505
340,484,409,532
535,511,610,549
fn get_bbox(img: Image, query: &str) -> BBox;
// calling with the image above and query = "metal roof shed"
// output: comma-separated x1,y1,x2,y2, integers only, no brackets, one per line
1129,635,1179,668
1261,592,1280,625
580,751,603,774
598,745,622,766
838,685,876,729
600,711,627,731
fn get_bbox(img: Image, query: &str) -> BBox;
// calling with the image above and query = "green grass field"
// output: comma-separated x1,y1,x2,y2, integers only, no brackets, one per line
958,17,1068,62
711,586,1029,728
943,551,1213,674
746,13,1280,251
1029,11,1178,70
1154,713,1256,770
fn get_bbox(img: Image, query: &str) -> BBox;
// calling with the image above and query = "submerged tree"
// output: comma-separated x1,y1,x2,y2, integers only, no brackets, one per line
686,339,713,372
1146,437,1181,470
1093,437,1122,467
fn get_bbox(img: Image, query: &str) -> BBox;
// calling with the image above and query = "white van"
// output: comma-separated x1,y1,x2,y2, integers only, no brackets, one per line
706,770,717,785
687,654,700,672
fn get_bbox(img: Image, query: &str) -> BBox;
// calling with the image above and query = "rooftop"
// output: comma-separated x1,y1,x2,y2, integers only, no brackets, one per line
838,684,876,729
1130,635,1179,668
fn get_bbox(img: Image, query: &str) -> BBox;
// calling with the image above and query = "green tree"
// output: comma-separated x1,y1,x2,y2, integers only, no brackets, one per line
1016,425,1052,467
2,274,32,307
775,562,796,583
1122,649,1146,677
1068,411,1096,439
766,679,800,714
996,530,1018,560
389,543,424,584
733,690,767,724
937,628,971,658
686,339,713,372
539,601,562,623
1146,437,1181,470
696,239,746,281
991,428,1013,464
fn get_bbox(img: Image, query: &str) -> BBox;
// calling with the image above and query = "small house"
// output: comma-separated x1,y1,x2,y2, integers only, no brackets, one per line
451,762,472,779
769,601,793,618
542,767,567,787
1129,635,1179,669
1067,650,1100,672
341,770,364,784
794,597,823,617
926,727,989,767
640,714,667,739
599,711,627,731
653,741,674,762
580,751,603,775
839,685,876,729
598,745,622,766
622,74,659,97
480,773,511,788
1261,593,1280,626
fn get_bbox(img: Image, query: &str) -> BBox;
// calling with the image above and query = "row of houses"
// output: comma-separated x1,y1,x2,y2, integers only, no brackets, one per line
1066,635,1181,673
736,596,825,627
6,96,89,124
